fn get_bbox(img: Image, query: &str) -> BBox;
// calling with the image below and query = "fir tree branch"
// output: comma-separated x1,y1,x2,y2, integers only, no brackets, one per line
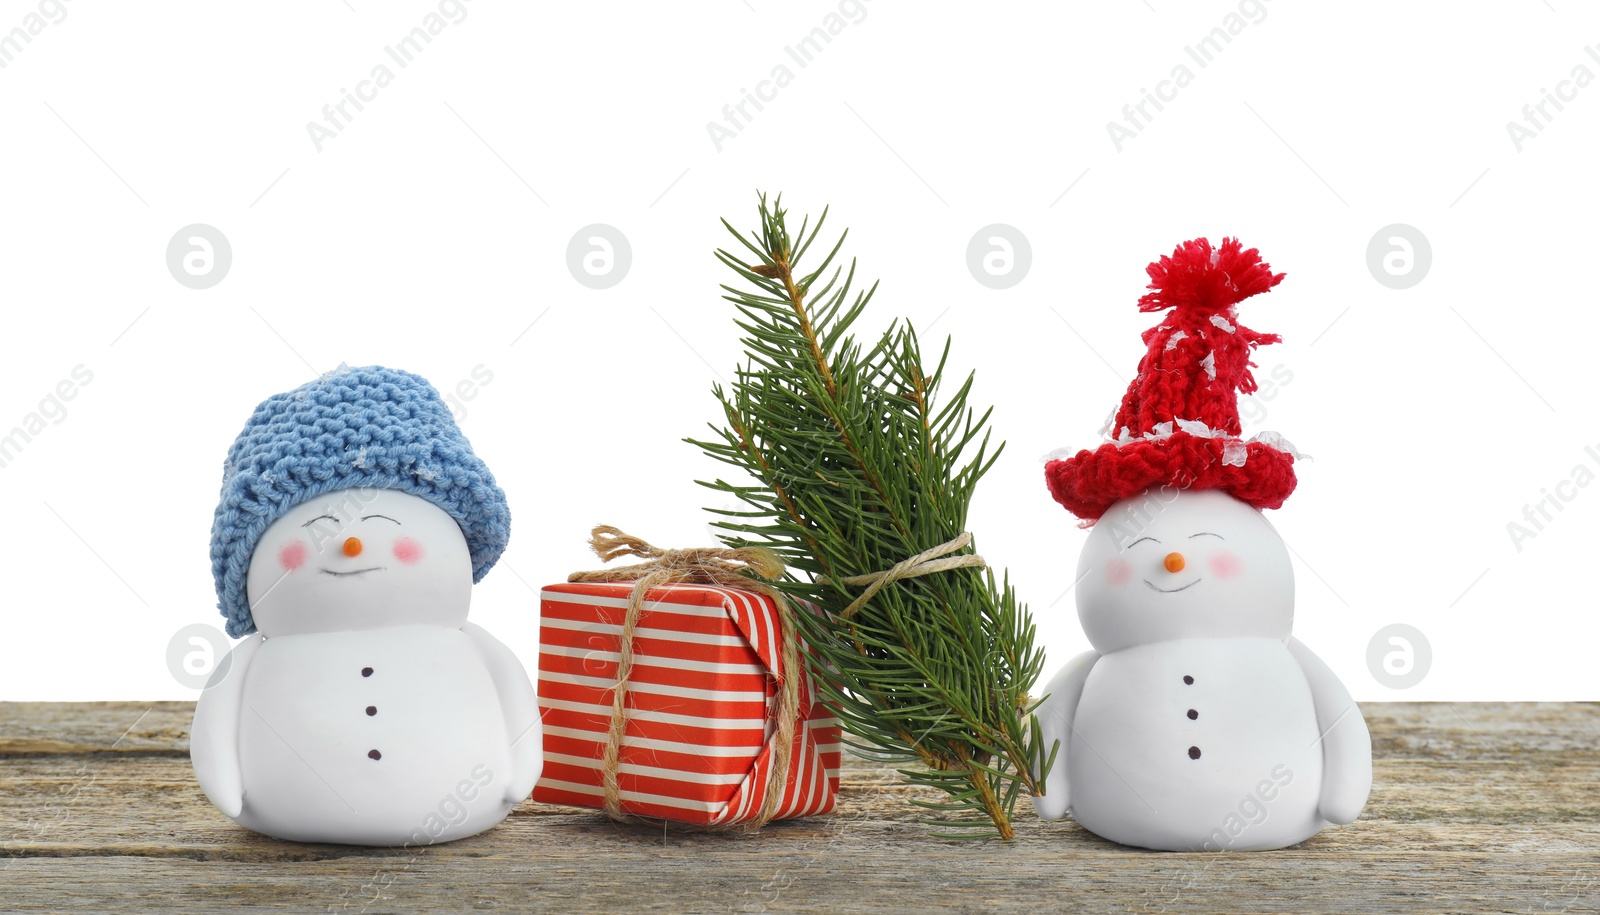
689,193,1053,839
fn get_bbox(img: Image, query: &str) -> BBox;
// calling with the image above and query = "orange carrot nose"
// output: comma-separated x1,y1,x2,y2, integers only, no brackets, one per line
343,537,363,557
1164,552,1185,573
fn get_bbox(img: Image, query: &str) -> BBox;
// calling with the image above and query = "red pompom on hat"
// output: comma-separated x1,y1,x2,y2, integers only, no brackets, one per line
1044,237,1303,524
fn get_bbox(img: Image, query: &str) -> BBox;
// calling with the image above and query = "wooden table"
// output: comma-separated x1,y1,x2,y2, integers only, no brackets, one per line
1,702,1596,913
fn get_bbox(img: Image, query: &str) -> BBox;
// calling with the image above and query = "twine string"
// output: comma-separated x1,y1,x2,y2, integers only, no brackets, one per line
834,532,987,619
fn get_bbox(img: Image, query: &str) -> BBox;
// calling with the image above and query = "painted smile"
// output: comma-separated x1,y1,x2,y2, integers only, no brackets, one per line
1144,578,1201,593
320,566,386,577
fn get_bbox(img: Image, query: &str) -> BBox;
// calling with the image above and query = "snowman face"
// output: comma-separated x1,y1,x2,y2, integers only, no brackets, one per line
246,488,473,637
1075,488,1294,652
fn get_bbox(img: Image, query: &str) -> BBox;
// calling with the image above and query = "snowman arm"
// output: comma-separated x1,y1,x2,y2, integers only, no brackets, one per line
1287,637,1373,825
1029,650,1099,822
189,634,263,820
460,622,542,806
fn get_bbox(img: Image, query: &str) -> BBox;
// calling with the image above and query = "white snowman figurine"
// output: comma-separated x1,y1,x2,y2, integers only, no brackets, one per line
1036,238,1371,851
192,365,541,846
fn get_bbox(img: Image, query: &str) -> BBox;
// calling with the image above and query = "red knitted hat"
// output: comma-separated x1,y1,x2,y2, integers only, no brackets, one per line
1044,237,1302,524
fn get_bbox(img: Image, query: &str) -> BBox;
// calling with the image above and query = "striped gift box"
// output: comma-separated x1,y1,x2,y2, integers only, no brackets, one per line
533,580,841,825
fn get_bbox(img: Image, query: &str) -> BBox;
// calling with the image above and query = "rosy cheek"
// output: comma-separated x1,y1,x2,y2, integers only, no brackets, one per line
1208,550,1242,579
392,536,424,565
1105,557,1132,587
278,541,308,572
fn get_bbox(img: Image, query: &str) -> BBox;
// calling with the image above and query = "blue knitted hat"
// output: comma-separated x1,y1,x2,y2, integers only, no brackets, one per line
210,365,511,637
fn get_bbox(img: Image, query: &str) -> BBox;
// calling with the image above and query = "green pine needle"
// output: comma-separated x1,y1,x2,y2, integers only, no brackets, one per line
688,192,1053,840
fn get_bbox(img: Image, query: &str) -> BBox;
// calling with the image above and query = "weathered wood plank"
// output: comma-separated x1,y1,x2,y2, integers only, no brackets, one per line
7,701,1596,758
0,701,193,756
3,754,1598,854
2,846,1597,913
0,702,1596,914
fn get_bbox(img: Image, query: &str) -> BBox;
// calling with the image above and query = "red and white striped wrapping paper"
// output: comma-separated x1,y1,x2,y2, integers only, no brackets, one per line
533,581,842,825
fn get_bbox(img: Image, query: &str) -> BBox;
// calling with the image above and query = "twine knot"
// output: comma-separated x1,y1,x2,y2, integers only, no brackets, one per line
834,532,987,619
573,525,786,587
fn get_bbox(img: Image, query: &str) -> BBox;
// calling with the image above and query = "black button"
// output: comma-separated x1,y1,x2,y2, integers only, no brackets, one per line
1188,746,1201,760
361,667,374,677
368,749,382,760
1187,709,1198,720
1183,675,1194,685
366,706,377,716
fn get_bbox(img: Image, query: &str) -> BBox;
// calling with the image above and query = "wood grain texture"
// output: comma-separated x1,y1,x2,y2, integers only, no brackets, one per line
1,701,1597,914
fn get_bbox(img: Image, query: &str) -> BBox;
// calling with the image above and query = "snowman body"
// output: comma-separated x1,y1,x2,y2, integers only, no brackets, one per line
234,626,515,845
1032,488,1370,851
1066,637,1324,851
193,489,542,846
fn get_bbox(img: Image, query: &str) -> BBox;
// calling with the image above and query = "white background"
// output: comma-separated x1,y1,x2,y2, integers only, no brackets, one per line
1,0,1595,702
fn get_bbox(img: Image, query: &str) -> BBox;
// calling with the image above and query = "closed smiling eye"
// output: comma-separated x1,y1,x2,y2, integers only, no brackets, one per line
1127,536,1160,548
361,514,402,525
1189,531,1224,540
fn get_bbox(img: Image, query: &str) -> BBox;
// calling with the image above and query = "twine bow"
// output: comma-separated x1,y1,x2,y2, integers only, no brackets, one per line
567,526,802,830
834,532,987,619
